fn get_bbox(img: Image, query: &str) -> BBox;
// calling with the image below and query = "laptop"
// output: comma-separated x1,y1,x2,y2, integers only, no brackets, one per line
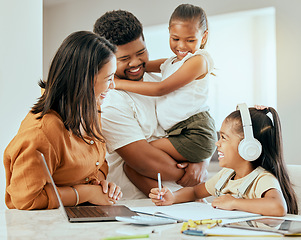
38,152,138,222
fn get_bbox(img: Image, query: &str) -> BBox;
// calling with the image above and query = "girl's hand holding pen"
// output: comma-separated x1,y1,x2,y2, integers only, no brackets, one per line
149,187,174,206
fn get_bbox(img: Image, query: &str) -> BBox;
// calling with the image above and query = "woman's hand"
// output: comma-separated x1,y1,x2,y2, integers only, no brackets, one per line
211,194,236,210
86,185,117,205
100,180,123,202
72,184,114,206
149,187,174,206
92,179,122,202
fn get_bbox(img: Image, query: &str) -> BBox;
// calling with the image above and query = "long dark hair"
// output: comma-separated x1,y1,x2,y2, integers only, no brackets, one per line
226,107,298,214
169,4,208,49
31,31,116,142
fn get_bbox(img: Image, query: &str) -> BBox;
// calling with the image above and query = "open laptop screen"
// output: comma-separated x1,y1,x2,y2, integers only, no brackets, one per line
38,152,137,222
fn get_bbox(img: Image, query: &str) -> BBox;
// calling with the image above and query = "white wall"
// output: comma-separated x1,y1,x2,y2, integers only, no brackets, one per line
43,0,301,166
0,0,43,209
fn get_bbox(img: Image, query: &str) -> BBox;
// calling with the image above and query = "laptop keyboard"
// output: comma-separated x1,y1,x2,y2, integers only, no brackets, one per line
66,206,109,218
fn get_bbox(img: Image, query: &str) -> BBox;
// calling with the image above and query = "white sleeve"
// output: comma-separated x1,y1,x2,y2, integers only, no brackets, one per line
159,57,174,76
183,49,214,73
101,91,146,153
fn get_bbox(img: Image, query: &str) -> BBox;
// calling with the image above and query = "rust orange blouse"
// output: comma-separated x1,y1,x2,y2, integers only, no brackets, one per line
4,110,108,210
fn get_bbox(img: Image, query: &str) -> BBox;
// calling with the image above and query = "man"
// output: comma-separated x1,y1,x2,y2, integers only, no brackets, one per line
93,10,209,199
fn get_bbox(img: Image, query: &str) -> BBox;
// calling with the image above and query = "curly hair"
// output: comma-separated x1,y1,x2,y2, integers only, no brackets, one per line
93,10,144,46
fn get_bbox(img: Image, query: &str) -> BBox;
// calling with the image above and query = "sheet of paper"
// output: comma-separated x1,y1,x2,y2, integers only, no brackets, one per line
131,202,259,221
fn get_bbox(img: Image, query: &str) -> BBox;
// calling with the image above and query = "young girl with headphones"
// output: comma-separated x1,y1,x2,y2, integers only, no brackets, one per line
149,103,298,216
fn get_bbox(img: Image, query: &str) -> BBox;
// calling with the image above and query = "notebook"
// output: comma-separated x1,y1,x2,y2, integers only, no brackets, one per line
130,201,260,222
39,152,138,222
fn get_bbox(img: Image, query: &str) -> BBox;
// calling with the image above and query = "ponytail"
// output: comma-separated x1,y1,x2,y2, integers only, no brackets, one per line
251,107,298,214
226,107,298,214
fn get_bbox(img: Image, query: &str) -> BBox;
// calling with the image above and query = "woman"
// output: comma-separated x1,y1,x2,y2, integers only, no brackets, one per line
4,31,122,210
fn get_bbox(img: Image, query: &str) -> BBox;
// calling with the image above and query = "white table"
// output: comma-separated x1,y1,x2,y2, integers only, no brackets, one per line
1,199,301,240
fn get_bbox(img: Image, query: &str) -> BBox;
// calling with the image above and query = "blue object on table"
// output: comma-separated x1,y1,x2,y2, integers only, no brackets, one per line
182,229,206,236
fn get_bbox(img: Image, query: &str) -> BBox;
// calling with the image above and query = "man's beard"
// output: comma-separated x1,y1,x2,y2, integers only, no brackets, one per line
124,63,146,81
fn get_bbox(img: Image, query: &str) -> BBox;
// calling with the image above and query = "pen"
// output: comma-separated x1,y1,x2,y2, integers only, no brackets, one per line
157,173,162,200
102,234,149,240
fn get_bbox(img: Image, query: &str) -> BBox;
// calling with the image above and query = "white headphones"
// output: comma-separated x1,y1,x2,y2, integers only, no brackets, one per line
236,103,262,161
